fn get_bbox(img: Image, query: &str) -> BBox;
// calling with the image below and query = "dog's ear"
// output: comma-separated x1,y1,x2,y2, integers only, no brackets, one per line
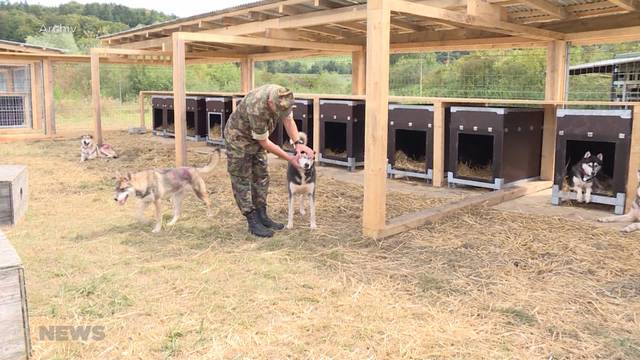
596,153,603,161
583,151,592,158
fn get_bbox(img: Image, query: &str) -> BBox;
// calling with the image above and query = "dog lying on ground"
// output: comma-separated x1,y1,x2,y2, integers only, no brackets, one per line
286,132,317,229
80,134,118,162
598,170,640,233
569,151,603,203
114,151,220,232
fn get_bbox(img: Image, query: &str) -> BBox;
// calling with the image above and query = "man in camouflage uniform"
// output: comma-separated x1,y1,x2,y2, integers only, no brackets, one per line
224,84,314,237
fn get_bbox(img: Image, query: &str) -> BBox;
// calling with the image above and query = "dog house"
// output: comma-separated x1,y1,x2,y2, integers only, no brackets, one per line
319,99,365,171
387,104,435,180
205,96,233,146
551,109,632,214
165,96,207,141
447,106,544,189
151,95,169,136
269,98,314,152
0,165,28,226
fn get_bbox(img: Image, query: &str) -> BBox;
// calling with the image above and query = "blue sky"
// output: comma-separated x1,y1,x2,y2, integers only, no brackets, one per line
27,0,256,18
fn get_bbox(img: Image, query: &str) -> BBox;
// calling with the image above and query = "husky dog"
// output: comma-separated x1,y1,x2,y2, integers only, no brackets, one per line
80,134,118,162
570,151,603,203
598,170,640,233
286,132,317,229
114,151,220,232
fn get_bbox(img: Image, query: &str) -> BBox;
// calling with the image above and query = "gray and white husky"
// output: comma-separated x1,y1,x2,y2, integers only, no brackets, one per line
598,170,640,233
286,132,317,229
569,151,603,203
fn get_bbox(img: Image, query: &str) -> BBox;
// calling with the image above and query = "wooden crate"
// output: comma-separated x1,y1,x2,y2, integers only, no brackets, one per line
0,230,30,360
0,166,28,226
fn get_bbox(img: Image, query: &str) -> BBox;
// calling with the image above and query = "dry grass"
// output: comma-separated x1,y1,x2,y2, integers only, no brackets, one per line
2,131,640,359
457,161,493,180
394,150,426,173
208,124,222,139
323,148,347,158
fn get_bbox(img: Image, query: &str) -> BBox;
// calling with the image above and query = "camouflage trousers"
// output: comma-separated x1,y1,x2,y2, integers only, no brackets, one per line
226,148,269,215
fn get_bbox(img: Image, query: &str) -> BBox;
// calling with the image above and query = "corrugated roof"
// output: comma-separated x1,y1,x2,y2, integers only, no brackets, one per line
570,56,640,72
0,39,66,54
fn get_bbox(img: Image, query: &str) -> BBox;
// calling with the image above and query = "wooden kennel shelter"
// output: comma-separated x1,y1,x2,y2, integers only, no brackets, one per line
81,0,640,238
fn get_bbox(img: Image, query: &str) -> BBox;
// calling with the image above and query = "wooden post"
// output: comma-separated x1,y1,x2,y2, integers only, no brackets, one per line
432,101,446,187
29,62,41,130
625,105,640,212
139,92,146,129
90,52,103,146
352,50,366,95
541,40,568,180
362,0,391,238
313,96,320,153
172,34,188,167
240,57,253,93
42,58,55,136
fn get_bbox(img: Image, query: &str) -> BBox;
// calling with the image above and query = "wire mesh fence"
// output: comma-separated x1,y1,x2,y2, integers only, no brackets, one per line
0,64,32,128
568,41,640,101
389,48,547,100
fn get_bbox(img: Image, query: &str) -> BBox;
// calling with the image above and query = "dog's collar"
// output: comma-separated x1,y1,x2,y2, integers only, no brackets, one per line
135,188,152,198
578,166,596,182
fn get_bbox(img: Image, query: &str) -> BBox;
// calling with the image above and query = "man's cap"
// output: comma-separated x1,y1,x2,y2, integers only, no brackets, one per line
272,87,294,113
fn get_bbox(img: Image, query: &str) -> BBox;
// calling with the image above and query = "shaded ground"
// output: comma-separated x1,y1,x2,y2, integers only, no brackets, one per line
1,131,639,359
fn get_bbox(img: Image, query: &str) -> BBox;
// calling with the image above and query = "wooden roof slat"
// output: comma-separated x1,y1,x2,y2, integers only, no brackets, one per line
518,0,571,19
607,0,637,11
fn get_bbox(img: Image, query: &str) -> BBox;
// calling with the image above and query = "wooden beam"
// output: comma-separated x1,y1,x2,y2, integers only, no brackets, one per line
391,0,565,40
312,97,320,153
29,61,41,130
91,48,170,56
607,0,637,11
240,57,254,93
42,58,55,136
432,101,446,187
362,0,391,238
391,36,546,52
567,25,640,45
540,40,568,181
90,52,102,146
249,49,344,61
625,105,640,212
379,181,552,238
519,0,571,19
172,34,187,167
352,50,365,95
278,4,304,15
176,32,362,52
139,91,145,129
466,0,507,22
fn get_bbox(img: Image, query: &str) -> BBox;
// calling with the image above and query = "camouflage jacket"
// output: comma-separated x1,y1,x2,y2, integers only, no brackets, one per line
224,84,293,154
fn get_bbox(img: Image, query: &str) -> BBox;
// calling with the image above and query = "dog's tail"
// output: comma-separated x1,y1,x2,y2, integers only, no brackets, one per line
290,132,307,145
197,149,221,174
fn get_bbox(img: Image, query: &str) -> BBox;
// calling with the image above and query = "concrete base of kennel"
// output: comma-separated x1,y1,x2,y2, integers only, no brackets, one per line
318,153,363,172
447,172,505,190
387,164,432,181
551,185,625,215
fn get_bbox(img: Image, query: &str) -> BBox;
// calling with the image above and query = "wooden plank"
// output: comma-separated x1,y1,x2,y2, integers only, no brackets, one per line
466,0,507,22
90,52,103,146
312,97,320,153
249,50,345,61
607,0,637,11
541,105,557,180
567,25,640,45
177,32,362,52
29,62,40,130
42,58,55,136
391,0,564,40
519,0,570,19
432,101,446,187
172,34,188,167
391,36,546,53
351,50,365,95
139,91,145,128
362,0,391,238
625,105,640,212
240,57,254,93
541,40,567,180
378,181,553,238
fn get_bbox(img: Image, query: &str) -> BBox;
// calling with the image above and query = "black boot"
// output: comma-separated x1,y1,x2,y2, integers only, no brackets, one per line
245,210,274,237
256,206,285,230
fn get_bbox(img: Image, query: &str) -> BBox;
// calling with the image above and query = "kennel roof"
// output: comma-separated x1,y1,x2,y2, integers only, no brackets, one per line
569,55,640,75
98,0,640,58
0,39,66,55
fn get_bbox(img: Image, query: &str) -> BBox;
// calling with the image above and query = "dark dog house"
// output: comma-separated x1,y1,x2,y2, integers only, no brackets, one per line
269,98,314,152
447,106,544,190
551,109,632,214
164,96,207,141
205,96,233,146
387,104,434,180
318,99,365,171
151,96,169,136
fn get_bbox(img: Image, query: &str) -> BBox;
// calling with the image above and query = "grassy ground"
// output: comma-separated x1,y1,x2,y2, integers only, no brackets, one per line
2,131,640,359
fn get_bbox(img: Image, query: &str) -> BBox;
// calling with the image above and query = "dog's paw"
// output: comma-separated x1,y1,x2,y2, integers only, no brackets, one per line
299,209,306,215
286,223,293,230
152,225,162,233
597,217,609,223
585,196,592,204
310,223,317,229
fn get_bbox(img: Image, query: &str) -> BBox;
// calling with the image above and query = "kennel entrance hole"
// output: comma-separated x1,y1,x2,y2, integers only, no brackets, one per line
167,110,175,132
324,122,347,157
457,133,494,180
565,140,616,195
186,111,195,136
395,129,427,172
208,113,222,138
153,109,163,130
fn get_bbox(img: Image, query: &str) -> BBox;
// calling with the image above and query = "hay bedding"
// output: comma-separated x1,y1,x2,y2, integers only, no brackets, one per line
2,130,639,359
394,150,426,173
323,147,347,158
457,161,493,180
209,123,222,139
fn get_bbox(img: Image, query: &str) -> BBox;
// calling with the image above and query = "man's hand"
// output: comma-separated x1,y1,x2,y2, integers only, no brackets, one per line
295,143,314,157
288,153,301,169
